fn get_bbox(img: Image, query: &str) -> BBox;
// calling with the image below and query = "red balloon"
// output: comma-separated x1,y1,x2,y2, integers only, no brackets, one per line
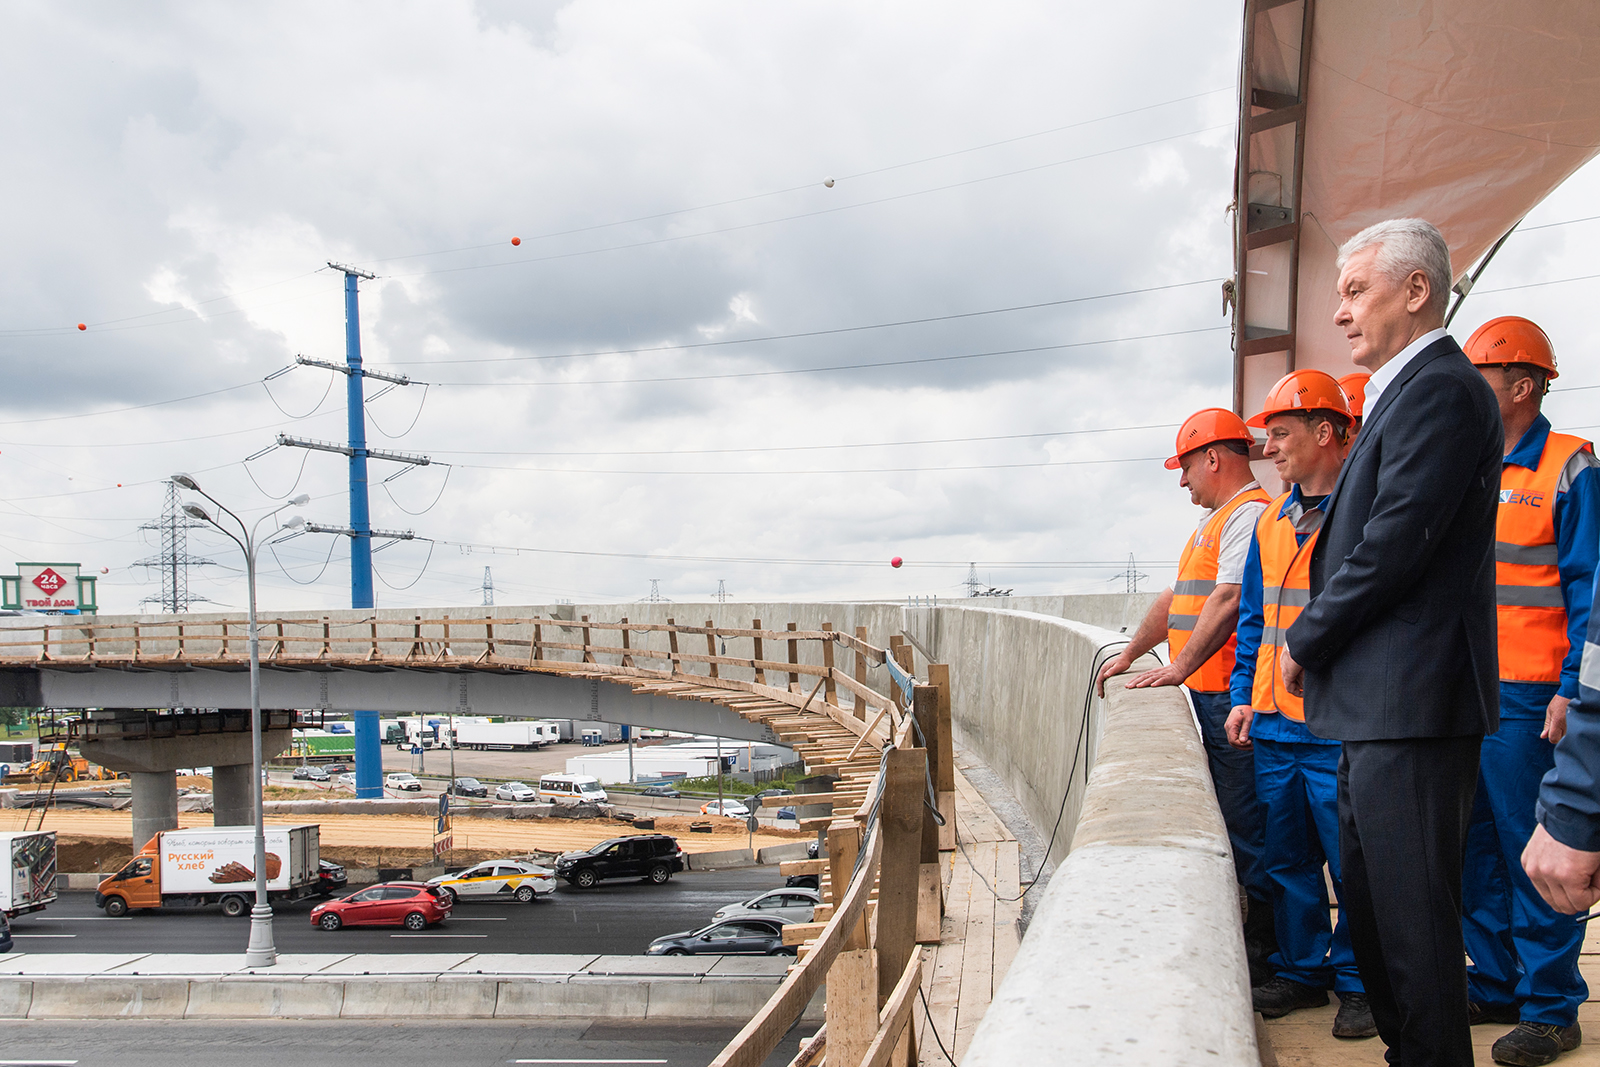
511,236,521,246
890,556,903,568
77,323,86,331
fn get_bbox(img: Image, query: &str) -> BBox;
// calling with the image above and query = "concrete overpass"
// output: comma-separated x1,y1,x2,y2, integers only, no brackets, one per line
0,596,1264,1064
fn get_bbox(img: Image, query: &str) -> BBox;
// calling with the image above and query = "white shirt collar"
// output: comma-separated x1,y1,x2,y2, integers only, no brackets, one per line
1364,327,1450,408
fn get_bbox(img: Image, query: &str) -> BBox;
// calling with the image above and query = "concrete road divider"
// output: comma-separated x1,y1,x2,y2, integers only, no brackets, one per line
684,848,754,870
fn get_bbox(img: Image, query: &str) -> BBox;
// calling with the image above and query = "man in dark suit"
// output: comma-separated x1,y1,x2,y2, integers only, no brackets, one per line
1280,218,1503,1066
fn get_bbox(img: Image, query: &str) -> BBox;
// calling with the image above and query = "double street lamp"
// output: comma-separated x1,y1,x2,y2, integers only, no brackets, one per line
172,473,309,968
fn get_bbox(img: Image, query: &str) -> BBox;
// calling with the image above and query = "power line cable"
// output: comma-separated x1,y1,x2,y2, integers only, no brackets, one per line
388,278,1224,367
268,535,342,586
372,540,436,591
446,454,1167,477
262,370,337,419
242,447,312,500
366,383,431,438
432,325,1228,388
381,463,453,515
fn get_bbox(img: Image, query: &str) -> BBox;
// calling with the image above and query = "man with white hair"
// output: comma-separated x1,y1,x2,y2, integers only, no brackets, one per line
1279,218,1502,1066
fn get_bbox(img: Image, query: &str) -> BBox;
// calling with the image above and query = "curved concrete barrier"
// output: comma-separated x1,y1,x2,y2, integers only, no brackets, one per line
906,604,1257,1066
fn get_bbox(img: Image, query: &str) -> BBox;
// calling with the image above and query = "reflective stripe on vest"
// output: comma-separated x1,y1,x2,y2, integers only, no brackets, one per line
1251,491,1317,722
1496,432,1592,684
1168,484,1271,692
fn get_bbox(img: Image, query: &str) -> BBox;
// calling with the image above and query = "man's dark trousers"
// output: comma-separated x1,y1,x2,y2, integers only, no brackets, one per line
1340,735,1480,1067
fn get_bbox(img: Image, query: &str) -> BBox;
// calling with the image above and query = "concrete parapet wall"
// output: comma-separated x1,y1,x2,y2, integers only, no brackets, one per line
951,630,1257,1065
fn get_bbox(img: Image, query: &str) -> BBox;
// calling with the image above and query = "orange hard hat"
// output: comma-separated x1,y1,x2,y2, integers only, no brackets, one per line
1337,373,1371,418
1246,370,1351,428
1165,408,1255,470
1464,316,1558,379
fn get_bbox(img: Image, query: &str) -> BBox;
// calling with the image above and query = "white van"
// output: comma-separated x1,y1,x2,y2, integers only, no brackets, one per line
538,774,608,805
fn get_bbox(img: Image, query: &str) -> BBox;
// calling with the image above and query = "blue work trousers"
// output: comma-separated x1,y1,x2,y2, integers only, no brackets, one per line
1463,716,1588,1026
1255,737,1362,992
1191,690,1267,898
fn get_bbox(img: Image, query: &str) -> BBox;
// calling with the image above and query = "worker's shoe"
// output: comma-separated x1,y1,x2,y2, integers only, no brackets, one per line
1471,1001,1523,1027
1491,1022,1581,1066
1251,976,1329,1018
1331,992,1377,1039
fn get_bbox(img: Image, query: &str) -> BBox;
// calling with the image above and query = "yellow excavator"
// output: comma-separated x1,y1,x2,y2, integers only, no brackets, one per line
3,743,124,784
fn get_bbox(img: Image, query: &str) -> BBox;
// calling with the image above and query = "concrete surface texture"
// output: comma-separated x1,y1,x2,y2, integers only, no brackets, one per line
0,950,824,1021
960,665,1256,1066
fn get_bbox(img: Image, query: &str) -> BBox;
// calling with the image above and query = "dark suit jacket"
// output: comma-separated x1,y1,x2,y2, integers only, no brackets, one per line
1286,334,1502,741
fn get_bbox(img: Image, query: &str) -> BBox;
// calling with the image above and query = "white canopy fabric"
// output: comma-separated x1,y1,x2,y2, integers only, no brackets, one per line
1238,0,1600,410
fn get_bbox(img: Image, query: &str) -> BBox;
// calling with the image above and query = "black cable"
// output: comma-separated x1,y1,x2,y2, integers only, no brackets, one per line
367,383,431,439
242,448,311,500
372,540,436,591
261,370,335,419
957,639,1130,904
919,983,959,1066
381,463,453,516
268,535,340,586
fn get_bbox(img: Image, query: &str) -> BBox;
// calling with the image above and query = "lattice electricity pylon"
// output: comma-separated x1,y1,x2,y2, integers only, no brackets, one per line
964,563,982,598
714,579,728,603
646,579,670,603
482,566,494,606
135,480,217,613
1109,553,1150,594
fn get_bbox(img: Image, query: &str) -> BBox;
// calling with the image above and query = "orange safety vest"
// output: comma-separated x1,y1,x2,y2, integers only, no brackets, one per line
1496,431,1593,684
1169,484,1271,692
1251,492,1320,722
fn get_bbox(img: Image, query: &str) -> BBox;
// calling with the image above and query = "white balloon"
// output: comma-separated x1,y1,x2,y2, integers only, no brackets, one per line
823,177,835,188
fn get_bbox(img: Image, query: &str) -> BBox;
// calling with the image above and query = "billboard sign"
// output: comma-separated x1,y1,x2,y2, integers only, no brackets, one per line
19,563,80,611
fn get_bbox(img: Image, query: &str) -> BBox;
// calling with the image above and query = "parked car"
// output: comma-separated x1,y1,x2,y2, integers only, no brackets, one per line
292,765,330,782
385,772,422,792
427,860,556,904
640,783,681,798
553,834,685,888
335,773,357,788
317,859,348,896
713,887,819,924
776,806,797,821
0,912,10,953
495,781,536,802
646,917,791,956
448,777,488,798
700,799,751,818
310,881,452,931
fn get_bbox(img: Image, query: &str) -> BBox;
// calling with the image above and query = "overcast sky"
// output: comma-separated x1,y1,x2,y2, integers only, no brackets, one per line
4,1,1599,615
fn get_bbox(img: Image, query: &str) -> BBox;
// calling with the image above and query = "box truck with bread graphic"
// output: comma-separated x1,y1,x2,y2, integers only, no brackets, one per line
95,825,320,917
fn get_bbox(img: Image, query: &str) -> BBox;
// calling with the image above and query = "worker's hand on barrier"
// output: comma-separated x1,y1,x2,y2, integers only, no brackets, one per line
1095,650,1136,698
1125,663,1187,689
1279,647,1305,696
1225,705,1254,749
1523,823,1600,914
1543,694,1572,744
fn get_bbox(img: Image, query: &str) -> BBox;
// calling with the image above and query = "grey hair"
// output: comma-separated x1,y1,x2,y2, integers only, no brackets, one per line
1336,218,1452,316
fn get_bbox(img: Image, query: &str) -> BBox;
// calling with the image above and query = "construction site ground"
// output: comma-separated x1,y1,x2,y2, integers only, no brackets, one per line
4,807,809,874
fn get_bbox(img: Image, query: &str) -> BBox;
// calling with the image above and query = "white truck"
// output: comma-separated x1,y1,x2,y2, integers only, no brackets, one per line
454,720,551,751
95,825,321,917
0,830,57,918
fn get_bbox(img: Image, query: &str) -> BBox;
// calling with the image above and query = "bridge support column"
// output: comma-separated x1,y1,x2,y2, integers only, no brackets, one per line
130,770,178,850
212,763,254,827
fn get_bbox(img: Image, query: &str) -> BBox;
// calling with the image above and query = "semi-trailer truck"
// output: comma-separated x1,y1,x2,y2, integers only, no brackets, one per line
95,825,321,917
0,831,57,918
454,721,556,750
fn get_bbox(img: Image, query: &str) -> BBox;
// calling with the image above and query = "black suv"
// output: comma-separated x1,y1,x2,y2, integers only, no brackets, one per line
448,777,488,798
554,834,684,888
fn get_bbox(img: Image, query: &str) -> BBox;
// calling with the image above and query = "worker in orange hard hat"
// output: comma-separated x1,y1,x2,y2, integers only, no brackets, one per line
1098,407,1275,979
1338,372,1371,439
1459,316,1599,1063
1224,371,1372,1036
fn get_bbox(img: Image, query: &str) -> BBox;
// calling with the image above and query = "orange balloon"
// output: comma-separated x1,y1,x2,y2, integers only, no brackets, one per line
511,237,521,246
77,323,86,330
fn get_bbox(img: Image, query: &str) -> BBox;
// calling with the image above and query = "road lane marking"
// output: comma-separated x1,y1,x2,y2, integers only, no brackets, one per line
387,934,487,938
1,1060,80,1065
11,934,76,938
511,1061,669,1064
444,917,507,921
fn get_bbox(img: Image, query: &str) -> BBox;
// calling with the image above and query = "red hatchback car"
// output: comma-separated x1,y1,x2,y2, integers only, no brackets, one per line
310,881,452,931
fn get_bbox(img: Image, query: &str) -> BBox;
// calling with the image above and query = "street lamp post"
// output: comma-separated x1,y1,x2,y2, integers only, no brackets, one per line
172,473,308,969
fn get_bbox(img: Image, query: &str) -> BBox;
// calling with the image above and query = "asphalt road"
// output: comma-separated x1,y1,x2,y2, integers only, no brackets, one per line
8,868,788,955
0,1018,807,1067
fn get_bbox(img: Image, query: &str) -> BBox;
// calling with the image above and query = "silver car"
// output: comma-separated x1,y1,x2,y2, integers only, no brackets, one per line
712,887,819,924
495,781,536,802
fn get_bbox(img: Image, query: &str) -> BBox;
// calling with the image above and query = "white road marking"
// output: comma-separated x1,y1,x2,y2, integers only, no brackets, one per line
387,933,487,938
511,1061,669,1065
0,1060,80,1065
443,916,506,921
10,934,76,938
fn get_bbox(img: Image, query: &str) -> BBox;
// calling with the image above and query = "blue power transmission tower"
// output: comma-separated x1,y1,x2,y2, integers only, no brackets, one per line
279,262,429,798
